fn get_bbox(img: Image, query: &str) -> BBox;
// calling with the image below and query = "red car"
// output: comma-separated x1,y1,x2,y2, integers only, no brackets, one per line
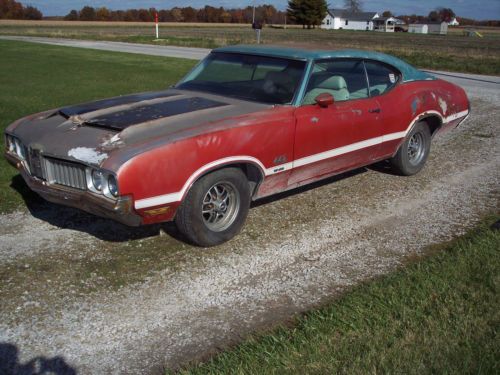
4,46,469,246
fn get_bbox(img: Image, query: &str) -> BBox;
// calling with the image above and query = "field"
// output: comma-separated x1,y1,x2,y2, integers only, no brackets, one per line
0,40,195,213
1,20,499,75
178,217,500,374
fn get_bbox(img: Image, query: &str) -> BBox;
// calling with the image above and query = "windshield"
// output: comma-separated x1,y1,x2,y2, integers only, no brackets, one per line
176,52,306,105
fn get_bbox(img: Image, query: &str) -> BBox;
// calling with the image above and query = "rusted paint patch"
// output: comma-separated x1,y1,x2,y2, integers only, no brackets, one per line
438,97,448,115
101,134,124,150
68,147,108,164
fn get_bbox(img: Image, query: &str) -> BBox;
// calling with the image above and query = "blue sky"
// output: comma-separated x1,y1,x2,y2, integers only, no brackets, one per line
21,1,500,20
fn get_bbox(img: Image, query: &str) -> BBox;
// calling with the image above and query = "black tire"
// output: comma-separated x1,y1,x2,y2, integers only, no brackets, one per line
390,121,431,176
175,168,250,247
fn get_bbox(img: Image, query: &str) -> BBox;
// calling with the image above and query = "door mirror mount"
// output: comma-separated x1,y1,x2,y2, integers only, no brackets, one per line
314,93,334,108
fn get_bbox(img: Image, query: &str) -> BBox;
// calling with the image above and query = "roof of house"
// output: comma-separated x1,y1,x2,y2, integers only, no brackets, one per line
213,45,435,82
327,9,378,21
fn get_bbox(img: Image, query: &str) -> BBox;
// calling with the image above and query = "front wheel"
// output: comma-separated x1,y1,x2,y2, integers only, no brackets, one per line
390,122,431,176
175,168,250,247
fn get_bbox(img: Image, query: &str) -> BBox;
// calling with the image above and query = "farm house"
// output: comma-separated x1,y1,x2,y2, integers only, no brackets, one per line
321,9,379,30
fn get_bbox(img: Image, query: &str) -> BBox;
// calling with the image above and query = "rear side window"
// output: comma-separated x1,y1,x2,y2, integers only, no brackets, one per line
364,61,400,96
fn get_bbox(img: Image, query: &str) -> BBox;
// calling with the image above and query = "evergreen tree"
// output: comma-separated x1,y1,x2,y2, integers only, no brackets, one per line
288,0,327,29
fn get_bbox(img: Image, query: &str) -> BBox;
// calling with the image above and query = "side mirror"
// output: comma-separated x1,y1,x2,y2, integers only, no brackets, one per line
315,93,334,108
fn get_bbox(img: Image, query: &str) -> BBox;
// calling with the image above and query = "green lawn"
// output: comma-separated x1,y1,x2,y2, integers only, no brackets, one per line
0,40,195,213
176,217,500,374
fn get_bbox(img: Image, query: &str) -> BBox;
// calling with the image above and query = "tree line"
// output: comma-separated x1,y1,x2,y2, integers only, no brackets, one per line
0,0,42,20
64,5,287,24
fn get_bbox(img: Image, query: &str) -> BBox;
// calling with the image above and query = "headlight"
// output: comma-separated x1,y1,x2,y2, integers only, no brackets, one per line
107,175,119,197
14,138,25,159
91,170,104,191
6,135,15,152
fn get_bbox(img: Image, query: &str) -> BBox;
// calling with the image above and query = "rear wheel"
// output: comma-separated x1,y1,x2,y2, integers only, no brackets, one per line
175,168,250,247
390,121,431,176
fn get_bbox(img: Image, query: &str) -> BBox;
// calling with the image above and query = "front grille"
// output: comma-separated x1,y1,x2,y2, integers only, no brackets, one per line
44,157,87,190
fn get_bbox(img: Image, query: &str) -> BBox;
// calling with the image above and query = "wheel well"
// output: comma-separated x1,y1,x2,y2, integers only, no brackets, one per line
419,115,442,137
198,162,264,197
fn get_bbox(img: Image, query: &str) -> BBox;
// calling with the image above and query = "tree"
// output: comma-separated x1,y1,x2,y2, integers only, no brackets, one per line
182,7,197,22
95,7,110,21
24,5,42,19
288,0,327,29
0,0,42,19
170,7,183,22
428,10,440,22
437,7,455,23
79,6,96,21
64,9,78,20
382,10,393,18
344,0,363,13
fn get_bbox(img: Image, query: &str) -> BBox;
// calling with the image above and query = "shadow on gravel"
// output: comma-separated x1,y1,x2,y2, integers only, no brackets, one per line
252,167,367,207
0,342,76,375
9,167,369,244
10,175,165,243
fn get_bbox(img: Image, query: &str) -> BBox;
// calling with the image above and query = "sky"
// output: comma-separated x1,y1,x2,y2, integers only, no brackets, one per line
21,1,500,20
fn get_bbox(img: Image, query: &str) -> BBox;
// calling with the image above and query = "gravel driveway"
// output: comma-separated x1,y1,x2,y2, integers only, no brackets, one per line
0,64,499,374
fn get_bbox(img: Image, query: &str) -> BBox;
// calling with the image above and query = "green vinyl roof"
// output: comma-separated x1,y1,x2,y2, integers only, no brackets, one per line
214,45,435,82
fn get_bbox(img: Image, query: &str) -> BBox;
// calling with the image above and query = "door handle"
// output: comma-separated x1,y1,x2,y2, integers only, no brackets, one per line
368,108,381,113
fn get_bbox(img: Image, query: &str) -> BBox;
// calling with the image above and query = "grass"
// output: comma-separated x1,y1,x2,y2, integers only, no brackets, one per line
175,216,500,374
0,39,196,213
1,21,499,75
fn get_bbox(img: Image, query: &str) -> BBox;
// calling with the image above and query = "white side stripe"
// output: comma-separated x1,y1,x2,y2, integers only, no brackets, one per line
134,110,468,209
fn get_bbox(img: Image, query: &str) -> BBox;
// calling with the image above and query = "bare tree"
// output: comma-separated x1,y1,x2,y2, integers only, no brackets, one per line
344,0,363,13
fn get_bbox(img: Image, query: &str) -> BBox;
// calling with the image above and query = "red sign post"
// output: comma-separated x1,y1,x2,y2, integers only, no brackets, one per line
155,12,159,39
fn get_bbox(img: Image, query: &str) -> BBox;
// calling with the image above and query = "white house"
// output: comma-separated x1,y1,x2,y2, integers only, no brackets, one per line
448,17,459,26
321,9,379,31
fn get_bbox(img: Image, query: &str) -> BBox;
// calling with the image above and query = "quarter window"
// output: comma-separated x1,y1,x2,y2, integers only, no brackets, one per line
364,61,400,96
302,59,369,105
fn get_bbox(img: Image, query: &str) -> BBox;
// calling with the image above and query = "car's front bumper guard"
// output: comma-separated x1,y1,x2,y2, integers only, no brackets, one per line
5,152,142,226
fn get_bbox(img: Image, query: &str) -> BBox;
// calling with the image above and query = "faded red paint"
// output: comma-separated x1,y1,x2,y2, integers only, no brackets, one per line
115,78,469,225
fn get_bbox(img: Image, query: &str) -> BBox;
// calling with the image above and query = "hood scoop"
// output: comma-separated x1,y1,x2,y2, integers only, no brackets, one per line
80,97,228,131
59,90,178,117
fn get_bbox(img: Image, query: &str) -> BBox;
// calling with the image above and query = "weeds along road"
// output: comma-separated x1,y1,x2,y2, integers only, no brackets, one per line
0,40,499,374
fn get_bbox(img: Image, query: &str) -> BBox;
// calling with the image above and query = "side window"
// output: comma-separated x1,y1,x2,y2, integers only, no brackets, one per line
364,61,400,96
302,59,368,105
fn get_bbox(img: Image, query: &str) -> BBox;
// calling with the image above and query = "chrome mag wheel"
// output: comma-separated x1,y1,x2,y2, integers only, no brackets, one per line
407,132,425,166
202,181,240,232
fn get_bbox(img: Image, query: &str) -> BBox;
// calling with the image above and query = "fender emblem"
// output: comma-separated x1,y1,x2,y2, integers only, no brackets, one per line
274,155,287,165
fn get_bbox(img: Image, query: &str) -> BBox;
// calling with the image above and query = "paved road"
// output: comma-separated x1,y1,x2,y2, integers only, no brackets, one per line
0,35,211,60
0,35,499,374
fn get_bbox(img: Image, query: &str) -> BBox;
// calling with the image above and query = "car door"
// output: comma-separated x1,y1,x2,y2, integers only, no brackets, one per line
289,59,385,187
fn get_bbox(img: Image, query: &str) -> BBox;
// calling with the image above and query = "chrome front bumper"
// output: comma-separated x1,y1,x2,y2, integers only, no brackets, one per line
5,152,142,226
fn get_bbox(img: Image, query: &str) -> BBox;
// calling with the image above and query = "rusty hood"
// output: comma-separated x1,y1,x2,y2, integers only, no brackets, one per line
8,89,270,168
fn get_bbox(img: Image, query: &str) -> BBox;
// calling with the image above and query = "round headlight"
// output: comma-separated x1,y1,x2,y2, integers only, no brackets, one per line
7,135,15,152
14,138,25,159
107,175,119,197
91,170,104,191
